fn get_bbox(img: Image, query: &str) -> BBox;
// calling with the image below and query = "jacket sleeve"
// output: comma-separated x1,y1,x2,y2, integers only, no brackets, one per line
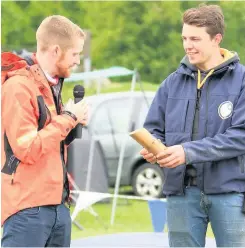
2,79,77,165
182,80,245,164
143,78,169,144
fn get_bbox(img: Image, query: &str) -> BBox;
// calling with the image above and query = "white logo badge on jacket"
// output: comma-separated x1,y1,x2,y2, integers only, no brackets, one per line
218,101,233,119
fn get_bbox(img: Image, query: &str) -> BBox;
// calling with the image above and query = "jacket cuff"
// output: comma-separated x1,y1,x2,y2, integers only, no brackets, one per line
61,111,77,122
182,142,192,165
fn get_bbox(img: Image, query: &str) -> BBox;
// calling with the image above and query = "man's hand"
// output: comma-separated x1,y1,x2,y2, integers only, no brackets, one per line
65,99,89,124
80,103,90,126
156,145,186,168
140,148,157,164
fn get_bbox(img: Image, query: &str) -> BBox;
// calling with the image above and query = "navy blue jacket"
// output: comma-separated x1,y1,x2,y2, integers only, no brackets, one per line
144,50,245,195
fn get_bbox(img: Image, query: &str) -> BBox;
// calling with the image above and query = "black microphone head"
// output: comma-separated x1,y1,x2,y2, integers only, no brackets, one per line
73,85,85,99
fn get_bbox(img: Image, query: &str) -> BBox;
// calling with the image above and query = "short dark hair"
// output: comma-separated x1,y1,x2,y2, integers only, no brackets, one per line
182,4,225,38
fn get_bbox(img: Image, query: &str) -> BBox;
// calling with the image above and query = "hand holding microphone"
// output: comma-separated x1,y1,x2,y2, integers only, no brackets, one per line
65,98,88,124
64,85,89,140
65,85,88,125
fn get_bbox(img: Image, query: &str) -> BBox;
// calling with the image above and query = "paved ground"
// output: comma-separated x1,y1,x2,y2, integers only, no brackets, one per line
71,232,216,247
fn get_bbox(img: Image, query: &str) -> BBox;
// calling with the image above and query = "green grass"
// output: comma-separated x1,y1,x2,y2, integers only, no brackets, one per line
71,192,214,240
62,81,159,103
71,199,153,240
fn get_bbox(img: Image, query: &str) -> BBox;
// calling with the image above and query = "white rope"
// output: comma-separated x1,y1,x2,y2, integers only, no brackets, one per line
70,190,166,202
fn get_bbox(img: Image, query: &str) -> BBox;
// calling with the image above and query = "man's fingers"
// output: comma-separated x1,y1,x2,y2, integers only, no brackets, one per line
144,154,157,164
159,159,179,168
156,149,172,160
146,158,156,164
144,153,155,160
157,154,175,164
140,148,157,164
140,148,149,156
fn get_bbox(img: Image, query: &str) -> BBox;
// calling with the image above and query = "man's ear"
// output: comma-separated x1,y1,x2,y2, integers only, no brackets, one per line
213,33,223,46
51,45,62,58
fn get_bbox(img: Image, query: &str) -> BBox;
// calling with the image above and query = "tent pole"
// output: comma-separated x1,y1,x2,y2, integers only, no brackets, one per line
110,69,137,225
85,136,96,191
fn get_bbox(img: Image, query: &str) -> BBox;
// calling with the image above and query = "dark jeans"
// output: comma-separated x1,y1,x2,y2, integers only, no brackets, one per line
167,186,245,247
1,203,71,247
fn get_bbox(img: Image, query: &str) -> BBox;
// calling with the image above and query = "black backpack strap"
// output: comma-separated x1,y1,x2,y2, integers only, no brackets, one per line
37,96,47,131
2,95,48,175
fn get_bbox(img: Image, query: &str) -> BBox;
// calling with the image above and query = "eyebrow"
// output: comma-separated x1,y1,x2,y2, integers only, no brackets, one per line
182,35,200,39
73,52,83,55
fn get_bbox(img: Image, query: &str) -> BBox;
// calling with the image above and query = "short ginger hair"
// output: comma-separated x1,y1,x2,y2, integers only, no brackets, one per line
36,15,85,51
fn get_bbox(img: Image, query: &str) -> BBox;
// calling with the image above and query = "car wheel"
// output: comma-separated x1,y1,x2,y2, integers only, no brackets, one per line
132,163,164,198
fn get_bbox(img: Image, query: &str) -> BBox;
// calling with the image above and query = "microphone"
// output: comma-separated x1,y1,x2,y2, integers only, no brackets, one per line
73,85,85,138
73,85,85,104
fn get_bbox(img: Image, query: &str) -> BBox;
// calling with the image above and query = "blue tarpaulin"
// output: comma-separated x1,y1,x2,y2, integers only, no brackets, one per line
64,67,135,82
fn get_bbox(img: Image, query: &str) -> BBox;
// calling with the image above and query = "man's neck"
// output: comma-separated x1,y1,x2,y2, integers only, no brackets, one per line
36,52,56,77
197,50,224,71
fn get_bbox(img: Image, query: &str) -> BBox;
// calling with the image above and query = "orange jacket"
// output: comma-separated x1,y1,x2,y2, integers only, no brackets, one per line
1,53,76,225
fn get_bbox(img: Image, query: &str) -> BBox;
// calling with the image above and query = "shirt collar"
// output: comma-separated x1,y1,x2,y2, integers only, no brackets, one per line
43,71,59,85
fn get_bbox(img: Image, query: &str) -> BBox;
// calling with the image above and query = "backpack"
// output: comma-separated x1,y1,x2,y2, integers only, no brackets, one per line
1,52,47,177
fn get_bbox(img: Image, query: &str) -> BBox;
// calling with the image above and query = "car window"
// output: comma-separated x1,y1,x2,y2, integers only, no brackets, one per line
91,97,135,135
138,96,154,127
91,105,111,134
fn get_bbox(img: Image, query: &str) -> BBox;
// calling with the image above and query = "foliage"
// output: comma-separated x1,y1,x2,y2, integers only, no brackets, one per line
2,1,245,84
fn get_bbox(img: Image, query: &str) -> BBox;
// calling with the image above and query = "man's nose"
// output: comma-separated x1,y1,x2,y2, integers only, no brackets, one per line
184,39,194,50
75,56,81,65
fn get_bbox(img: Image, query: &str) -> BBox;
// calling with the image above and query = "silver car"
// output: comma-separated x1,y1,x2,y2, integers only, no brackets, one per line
71,91,165,198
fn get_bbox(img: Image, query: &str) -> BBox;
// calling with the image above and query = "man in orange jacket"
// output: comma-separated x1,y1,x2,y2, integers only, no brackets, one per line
1,15,88,247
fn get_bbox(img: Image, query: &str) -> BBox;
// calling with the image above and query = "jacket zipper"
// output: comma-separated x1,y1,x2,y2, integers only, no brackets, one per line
201,80,211,192
181,73,196,194
51,82,65,203
11,173,15,184
11,160,20,185
205,81,210,137
57,80,70,206
51,80,70,205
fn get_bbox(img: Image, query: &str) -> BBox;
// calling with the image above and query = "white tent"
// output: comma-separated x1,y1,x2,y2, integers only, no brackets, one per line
65,66,136,82
64,66,136,95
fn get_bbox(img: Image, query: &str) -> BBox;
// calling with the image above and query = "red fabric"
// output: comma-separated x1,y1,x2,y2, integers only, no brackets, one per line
1,52,28,85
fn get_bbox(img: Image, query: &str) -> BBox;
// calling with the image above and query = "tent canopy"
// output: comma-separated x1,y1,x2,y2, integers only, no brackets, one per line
64,66,135,82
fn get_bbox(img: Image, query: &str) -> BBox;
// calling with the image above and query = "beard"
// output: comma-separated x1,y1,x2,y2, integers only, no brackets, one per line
55,53,72,78
57,65,71,78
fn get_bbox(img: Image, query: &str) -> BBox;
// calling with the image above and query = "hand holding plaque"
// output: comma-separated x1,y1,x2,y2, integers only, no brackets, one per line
129,128,167,155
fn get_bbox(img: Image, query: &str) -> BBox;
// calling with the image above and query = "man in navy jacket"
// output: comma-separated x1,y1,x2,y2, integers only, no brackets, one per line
141,4,245,247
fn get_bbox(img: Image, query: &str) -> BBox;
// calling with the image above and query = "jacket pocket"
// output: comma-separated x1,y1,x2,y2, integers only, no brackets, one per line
1,154,20,175
165,98,189,133
1,133,20,176
181,100,189,132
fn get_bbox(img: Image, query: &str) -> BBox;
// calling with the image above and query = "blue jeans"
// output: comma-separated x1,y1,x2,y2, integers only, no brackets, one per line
1,204,71,247
167,187,245,247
